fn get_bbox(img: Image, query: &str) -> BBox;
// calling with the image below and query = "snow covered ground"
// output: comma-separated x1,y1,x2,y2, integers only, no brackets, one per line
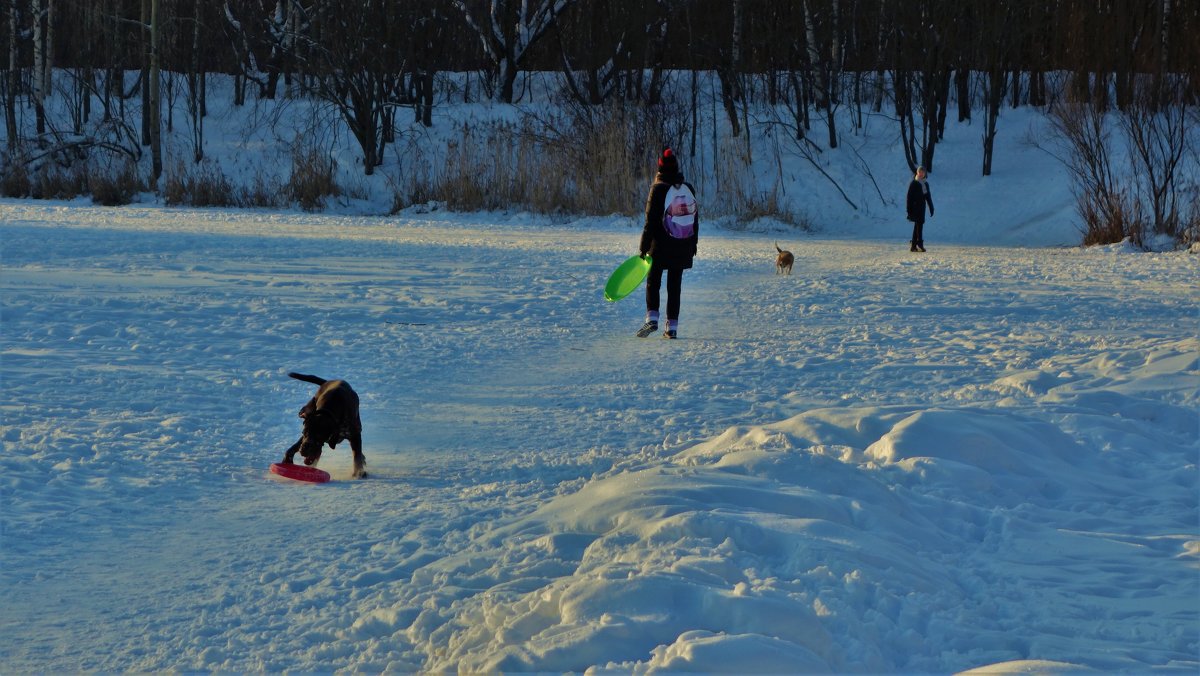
1,198,1196,672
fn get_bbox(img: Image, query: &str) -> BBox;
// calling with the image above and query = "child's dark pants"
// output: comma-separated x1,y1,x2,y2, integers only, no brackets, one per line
646,264,683,320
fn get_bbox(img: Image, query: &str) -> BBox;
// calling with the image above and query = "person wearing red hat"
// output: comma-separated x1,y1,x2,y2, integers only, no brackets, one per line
636,147,699,339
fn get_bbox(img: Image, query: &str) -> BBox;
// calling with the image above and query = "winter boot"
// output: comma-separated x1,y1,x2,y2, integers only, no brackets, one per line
663,319,678,339
636,320,659,338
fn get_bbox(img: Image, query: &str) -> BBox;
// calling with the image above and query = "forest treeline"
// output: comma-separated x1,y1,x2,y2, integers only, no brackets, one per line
6,1,1197,118
6,1,1199,81
2,1,1198,246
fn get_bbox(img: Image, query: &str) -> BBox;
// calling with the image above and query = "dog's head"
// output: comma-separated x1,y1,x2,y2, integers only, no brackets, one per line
298,410,336,465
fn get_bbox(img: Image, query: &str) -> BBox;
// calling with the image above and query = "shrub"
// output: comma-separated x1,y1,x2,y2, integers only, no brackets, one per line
89,161,142,206
1048,101,1139,246
1078,187,1145,247
287,147,340,211
1,158,30,197
29,163,89,200
164,161,238,207
239,170,284,209
390,99,683,216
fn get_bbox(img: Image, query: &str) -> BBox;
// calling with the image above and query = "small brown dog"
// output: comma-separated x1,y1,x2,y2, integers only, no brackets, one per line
283,372,368,478
775,242,794,275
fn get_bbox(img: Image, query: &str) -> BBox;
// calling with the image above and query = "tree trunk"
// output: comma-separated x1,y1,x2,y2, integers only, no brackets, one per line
4,1,18,148
825,95,838,149
717,70,741,137
189,0,203,163
955,70,974,123
1030,70,1045,107
140,0,151,144
718,0,743,137
1152,0,1171,105
498,57,517,103
149,0,162,182
43,0,53,96
81,68,92,128
420,71,434,127
801,0,823,108
873,69,884,112
935,68,950,140
982,69,1005,176
33,0,45,134
919,70,939,171
895,71,919,173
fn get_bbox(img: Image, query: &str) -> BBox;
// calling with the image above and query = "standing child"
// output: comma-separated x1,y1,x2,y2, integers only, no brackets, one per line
637,148,699,339
906,165,935,252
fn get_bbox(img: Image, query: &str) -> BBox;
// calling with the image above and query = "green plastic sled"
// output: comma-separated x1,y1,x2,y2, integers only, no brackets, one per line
604,255,653,302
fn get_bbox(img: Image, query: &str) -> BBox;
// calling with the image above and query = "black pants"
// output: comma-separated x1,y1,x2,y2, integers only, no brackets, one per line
646,264,684,321
910,219,925,246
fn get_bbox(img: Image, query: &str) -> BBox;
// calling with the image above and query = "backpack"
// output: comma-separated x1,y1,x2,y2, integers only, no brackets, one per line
662,183,697,239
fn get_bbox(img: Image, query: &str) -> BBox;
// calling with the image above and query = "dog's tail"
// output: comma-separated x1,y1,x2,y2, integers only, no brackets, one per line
775,241,783,253
288,372,327,386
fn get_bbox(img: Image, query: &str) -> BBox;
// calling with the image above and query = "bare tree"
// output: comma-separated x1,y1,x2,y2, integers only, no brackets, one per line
556,0,625,105
221,0,267,106
978,1,1019,176
4,0,20,149
410,2,450,127
555,0,667,107
981,67,1005,176
1047,99,1142,246
186,0,205,163
452,0,575,103
721,0,744,136
801,0,842,148
147,0,162,182
1121,79,1190,238
31,0,48,134
300,1,409,175
891,0,949,173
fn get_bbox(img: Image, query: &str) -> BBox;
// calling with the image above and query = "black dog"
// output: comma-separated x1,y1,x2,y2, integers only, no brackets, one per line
282,372,367,478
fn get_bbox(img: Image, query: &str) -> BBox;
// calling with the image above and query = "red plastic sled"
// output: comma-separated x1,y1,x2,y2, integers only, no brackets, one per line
270,462,331,483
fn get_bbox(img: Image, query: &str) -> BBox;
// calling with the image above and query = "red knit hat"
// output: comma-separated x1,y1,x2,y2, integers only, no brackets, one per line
657,147,678,171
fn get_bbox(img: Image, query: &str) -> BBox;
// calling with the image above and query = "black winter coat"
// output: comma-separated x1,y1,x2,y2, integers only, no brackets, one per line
639,170,699,270
906,179,934,222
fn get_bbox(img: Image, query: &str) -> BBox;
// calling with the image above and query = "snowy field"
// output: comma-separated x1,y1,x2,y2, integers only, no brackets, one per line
1,199,1197,673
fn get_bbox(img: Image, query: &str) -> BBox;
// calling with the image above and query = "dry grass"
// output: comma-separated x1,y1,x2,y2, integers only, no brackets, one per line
88,161,142,206
1,158,31,197
239,169,285,209
1180,184,1200,248
391,103,670,216
387,109,809,228
29,163,90,200
3,151,141,205
1077,187,1146,247
288,146,340,212
164,161,238,207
